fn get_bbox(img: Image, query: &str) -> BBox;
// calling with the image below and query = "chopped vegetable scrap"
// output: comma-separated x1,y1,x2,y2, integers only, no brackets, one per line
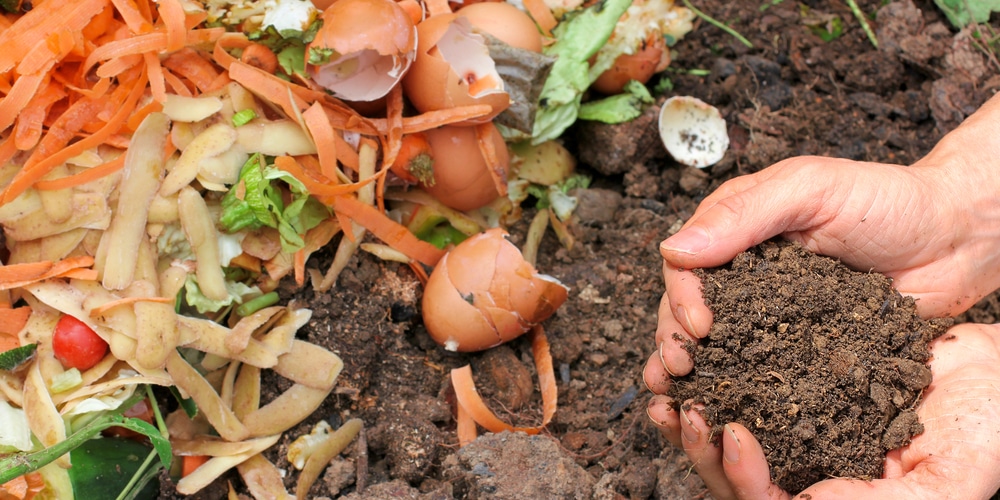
0,0,698,496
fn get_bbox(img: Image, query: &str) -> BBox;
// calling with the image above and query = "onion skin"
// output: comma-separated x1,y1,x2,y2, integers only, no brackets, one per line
591,32,667,95
422,228,568,352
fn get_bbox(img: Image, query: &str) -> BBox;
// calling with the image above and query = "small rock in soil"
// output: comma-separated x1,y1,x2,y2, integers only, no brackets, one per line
471,345,535,411
442,431,595,499
667,240,951,493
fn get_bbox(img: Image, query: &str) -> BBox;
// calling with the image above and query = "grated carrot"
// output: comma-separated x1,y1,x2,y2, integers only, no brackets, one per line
302,103,341,183
157,0,187,52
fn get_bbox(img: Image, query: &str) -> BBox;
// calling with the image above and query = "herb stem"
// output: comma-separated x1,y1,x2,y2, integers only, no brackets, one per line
681,0,753,49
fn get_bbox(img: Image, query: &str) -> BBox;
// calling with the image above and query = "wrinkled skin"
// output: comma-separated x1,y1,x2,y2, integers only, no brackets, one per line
643,93,1000,499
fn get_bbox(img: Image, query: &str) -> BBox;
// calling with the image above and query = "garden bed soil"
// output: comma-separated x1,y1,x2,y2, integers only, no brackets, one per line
158,0,1000,498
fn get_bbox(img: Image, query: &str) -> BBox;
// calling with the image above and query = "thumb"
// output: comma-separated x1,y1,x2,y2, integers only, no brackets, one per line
660,158,838,269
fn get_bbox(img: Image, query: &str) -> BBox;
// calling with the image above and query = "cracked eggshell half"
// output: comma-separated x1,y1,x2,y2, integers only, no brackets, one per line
422,228,568,352
658,96,729,168
402,14,510,124
306,0,417,102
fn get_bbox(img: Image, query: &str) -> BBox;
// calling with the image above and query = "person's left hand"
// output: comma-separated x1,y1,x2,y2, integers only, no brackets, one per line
645,322,1000,500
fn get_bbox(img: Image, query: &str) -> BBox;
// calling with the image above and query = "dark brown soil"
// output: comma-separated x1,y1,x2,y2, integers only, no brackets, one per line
668,240,951,492
157,0,1000,498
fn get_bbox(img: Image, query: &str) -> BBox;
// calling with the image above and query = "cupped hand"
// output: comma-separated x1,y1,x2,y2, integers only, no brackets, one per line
646,322,1000,500
647,91,1000,381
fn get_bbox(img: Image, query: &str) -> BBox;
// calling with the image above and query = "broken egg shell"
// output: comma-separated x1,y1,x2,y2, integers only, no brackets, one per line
306,0,417,102
402,14,510,124
421,122,509,212
658,96,730,168
591,32,667,96
456,2,543,53
422,228,568,352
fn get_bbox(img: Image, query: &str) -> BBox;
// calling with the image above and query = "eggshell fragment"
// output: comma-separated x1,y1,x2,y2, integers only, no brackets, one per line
422,228,568,352
658,96,729,168
457,2,543,53
306,0,416,102
421,123,509,212
402,15,510,124
591,32,666,95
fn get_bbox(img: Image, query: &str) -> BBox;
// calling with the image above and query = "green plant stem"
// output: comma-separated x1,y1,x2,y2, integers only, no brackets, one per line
681,0,753,48
0,393,144,484
846,0,879,48
115,450,159,500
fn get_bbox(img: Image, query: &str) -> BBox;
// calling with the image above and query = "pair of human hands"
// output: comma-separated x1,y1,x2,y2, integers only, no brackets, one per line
642,95,1000,499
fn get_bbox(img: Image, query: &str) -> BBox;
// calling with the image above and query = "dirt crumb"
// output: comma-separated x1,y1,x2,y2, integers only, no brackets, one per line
668,240,951,492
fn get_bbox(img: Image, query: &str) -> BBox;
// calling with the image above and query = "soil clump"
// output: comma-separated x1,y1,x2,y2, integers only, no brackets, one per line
668,240,951,492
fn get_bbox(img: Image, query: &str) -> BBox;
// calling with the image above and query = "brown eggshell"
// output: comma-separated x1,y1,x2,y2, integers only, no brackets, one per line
402,14,510,124
306,0,416,101
421,123,508,212
422,250,501,352
591,32,666,96
457,2,543,53
421,228,569,352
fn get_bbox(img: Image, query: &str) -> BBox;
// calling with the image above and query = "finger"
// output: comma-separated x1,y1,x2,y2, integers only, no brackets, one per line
643,348,671,394
721,423,790,500
646,394,682,448
680,405,737,500
660,157,839,270
656,327,695,377
663,262,712,339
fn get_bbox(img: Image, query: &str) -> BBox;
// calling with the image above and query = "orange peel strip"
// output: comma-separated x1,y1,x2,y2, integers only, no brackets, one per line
450,325,557,441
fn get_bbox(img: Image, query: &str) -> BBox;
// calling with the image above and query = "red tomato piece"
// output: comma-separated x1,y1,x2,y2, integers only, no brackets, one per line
52,315,108,370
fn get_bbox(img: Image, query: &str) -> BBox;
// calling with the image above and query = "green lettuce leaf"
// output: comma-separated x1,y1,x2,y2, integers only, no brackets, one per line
934,0,1000,27
531,0,633,144
220,154,330,253
183,275,261,314
577,79,654,123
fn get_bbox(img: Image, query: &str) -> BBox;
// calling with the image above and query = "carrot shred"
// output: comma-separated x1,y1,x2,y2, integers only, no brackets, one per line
331,194,445,267
0,306,31,336
0,73,45,134
126,99,164,131
450,325,557,440
368,104,494,135
455,397,478,447
34,154,126,191
181,455,210,478
88,296,173,318
110,0,153,34
389,133,432,184
272,156,368,202
0,0,110,75
161,67,194,96
2,69,147,203
302,103,341,182
293,249,306,287
158,0,187,52
0,256,94,290
17,28,76,76
162,48,221,93
227,61,308,122
14,81,66,151
0,138,18,167
144,52,167,103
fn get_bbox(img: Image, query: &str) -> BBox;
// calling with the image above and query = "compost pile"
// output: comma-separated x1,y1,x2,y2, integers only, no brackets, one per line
668,240,951,492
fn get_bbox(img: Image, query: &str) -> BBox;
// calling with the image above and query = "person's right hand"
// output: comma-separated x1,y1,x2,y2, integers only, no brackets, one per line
646,91,1000,381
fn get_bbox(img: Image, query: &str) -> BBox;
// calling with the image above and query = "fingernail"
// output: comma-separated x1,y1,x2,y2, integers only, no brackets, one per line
680,409,700,443
676,305,698,337
645,395,673,424
658,341,678,377
723,424,741,464
662,226,711,255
